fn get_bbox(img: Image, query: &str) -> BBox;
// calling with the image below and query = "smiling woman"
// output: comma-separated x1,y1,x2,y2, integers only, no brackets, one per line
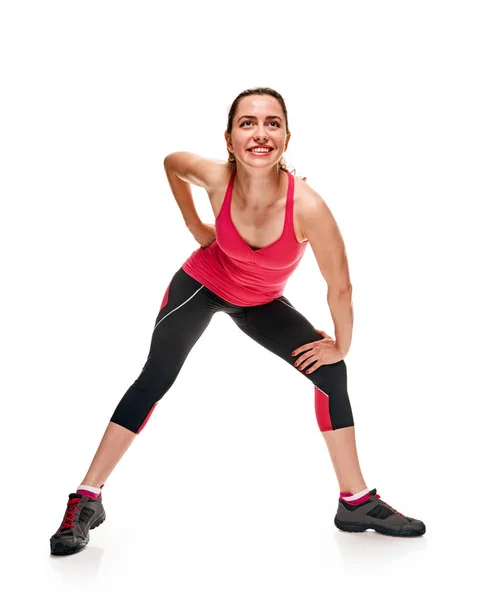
224,86,306,180
50,86,426,557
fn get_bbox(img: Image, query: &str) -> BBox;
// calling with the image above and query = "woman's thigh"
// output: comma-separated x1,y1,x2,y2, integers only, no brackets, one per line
145,267,216,366
229,296,353,430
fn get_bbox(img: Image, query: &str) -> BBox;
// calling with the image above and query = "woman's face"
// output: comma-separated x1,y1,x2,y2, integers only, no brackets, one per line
225,94,290,169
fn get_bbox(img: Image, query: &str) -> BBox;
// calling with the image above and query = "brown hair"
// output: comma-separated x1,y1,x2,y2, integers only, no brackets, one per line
226,87,305,180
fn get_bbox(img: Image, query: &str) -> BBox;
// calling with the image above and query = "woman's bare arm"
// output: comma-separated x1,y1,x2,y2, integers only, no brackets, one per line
297,182,353,357
163,152,225,229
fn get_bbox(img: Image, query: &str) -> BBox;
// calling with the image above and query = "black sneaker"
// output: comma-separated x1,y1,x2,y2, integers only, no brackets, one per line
334,488,426,536
50,493,106,555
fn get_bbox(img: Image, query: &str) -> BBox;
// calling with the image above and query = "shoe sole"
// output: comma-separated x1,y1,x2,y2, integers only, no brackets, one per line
334,516,425,537
50,512,106,556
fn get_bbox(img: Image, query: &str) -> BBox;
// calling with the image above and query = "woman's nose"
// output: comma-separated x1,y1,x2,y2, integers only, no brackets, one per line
254,129,268,142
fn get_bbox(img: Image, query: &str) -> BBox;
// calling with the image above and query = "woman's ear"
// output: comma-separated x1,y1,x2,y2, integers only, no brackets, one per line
284,132,291,152
224,131,233,153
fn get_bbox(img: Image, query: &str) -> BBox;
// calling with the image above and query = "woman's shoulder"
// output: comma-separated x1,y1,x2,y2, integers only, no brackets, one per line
164,151,232,192
292,174,338,241
292,174,327,213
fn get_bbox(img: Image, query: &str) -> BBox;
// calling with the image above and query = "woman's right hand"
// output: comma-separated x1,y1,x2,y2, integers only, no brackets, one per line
188,223,217,248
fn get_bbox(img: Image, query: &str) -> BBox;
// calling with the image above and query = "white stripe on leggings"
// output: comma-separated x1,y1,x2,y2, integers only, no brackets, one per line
153,285,205,332
277,298,298,311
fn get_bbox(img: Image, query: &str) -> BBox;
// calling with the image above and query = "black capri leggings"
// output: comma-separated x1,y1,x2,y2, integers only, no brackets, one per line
110,267,354,434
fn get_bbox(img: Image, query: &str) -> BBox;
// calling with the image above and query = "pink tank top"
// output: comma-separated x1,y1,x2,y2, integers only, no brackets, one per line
181,169,309,306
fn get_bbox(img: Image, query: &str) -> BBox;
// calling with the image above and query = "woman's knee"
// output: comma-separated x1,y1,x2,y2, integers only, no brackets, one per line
311,360,354,431
110,363,178,433
311,359,347,388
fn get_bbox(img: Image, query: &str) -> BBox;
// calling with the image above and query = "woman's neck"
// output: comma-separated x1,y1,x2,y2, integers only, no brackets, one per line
233,165,285,209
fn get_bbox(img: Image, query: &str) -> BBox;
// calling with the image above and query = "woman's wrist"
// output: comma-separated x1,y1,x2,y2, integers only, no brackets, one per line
335,342,349,359
187,220,203,232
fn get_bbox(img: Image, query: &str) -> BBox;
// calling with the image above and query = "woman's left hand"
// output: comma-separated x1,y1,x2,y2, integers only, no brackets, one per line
291,329,344,374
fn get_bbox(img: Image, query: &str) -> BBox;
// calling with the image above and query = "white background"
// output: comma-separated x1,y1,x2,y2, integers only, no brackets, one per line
1,1,478,598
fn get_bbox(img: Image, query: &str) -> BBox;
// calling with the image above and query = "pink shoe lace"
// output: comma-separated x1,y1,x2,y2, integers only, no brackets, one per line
375,493,403,517
60,496,81,529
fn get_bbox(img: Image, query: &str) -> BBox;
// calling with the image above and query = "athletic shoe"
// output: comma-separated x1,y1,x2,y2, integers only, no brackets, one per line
50,492,106,555
334,488,426,536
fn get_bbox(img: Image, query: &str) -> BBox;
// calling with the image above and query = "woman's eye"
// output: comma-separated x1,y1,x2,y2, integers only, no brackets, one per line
240,120,280,127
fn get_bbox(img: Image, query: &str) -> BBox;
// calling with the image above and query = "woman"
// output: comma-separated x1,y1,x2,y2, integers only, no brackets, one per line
50,87,425,556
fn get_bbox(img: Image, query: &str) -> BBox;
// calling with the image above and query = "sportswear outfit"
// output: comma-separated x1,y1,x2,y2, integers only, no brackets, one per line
50,169,424,554
110,169,353,435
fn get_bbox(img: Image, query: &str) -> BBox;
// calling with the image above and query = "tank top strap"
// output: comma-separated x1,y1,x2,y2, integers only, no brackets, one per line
285,172,295,233
225,169,236,206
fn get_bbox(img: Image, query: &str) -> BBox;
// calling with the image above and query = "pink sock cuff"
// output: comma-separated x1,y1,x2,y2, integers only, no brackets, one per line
77,489,100,499
339,487,370,505
76,484,103,499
